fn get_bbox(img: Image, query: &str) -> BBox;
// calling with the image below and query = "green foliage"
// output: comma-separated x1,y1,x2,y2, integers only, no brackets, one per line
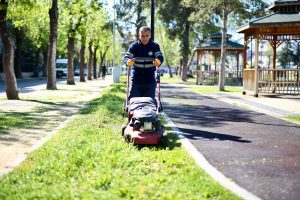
115,0,148,48
278,41,294,69
0,84,240,199
155,21,181,67
182,0,268,24
7,1,50,49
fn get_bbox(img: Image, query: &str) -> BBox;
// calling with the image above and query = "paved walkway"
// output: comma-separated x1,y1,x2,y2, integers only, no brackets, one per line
161,83,300,200
0,76,113,174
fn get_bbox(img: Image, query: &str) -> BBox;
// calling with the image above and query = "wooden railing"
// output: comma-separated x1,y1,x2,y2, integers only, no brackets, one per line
243,69,300,95
258,69,300,94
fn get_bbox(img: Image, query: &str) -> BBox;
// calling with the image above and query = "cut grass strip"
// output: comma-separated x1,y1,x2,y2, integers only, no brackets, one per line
0,107,54,131
188,85,243,93
160,75,196,84
0,83,240,200
286,116,300,123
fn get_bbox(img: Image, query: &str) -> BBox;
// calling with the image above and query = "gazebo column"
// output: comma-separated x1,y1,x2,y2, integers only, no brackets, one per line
254,34,260,97
243,35,250,69
272,38,277,93
236,52,240,78
269,36,283,93
196,51,203,85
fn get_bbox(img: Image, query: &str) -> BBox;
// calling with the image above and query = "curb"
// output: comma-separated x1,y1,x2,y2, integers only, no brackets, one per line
162,112,262,200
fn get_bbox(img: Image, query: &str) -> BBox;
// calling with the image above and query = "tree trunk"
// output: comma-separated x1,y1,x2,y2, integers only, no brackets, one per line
167,64,173,78
98,46,110,78
80,37,86,82
93,44,98,79
14,28,22,79
219,0,228,91
97,52,103,78
159,30,172,78
181,20,190,81
67,36,75,85
33,48,40,77
47,0,58,90
0,0,19,99
136,1,143,39
42,46,48,77
87,41,93,80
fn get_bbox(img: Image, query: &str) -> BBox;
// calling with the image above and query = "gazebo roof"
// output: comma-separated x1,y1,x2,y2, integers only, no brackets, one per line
195,32,244,51
269,0,300,12
237,13,300,32
237,0,300,34
197,40,244,50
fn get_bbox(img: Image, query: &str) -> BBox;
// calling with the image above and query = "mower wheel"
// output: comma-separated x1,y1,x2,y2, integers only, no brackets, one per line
124,134,132,143
121,125,127,136
160,134,168,147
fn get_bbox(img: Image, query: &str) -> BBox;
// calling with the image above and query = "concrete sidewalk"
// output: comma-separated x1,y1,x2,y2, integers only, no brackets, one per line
161,83,300,200
0,76,113,174
201,92,300,119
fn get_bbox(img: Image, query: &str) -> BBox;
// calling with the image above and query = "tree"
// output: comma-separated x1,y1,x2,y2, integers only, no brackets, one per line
155,21,181,77
60,0,87,85
158,0,194,81
278,41,294,69
47,0,58,90
78,22,87,82
0,0,19,99
115,0,147,50
183,0,267,90
9,1,49,78
85,4,110,80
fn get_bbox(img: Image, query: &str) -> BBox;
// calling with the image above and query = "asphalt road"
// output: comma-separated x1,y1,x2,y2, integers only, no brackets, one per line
0,78,70,94
161,83,300,200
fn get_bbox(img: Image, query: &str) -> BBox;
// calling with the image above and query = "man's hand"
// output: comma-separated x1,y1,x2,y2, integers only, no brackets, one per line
126,59,134,67
153,59,161,67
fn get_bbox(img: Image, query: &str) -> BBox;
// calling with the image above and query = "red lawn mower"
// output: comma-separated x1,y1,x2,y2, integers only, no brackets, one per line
121,64,168,146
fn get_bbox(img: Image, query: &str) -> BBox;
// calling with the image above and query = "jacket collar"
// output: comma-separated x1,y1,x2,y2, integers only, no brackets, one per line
137,39,153,46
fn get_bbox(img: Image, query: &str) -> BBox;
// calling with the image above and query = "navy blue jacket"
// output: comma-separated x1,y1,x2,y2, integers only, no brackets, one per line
123,39,164,84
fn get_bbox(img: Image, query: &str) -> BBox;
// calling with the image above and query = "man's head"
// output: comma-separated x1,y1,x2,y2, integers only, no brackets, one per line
139,26,151,45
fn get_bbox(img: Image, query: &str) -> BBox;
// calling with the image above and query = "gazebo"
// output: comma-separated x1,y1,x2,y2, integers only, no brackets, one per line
194,32,244,84
237,0,300,96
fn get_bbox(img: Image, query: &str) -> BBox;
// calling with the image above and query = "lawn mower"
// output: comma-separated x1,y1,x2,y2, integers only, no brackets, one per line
121,63,168,146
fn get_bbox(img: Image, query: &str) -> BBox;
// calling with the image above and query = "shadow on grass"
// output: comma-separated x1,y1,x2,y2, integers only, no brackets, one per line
0,101,76,132
21,99,66,107
0,112,48,131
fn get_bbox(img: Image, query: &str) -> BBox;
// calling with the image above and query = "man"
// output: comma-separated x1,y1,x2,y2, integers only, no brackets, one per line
123,26,164,99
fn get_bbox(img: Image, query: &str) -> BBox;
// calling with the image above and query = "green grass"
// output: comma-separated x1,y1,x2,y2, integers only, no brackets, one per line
160,75,196,84
188,85,243,93
286,116,300,123
0,83,240,200
160,75,242,93
0,105,57,131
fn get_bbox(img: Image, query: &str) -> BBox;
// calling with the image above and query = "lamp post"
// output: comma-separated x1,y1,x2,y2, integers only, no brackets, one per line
112,0,120,83
151,0,154,40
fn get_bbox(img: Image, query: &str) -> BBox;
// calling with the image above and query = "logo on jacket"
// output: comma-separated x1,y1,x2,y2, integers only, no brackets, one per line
148,51,153,56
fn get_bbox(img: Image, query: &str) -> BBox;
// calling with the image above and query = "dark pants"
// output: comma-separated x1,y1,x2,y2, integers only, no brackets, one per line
129,81,156,99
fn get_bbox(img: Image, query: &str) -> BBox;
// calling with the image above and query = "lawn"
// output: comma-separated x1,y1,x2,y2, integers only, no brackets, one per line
0,83,240,200
286,116,300,123
188,85,243,93
160,75,243,93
